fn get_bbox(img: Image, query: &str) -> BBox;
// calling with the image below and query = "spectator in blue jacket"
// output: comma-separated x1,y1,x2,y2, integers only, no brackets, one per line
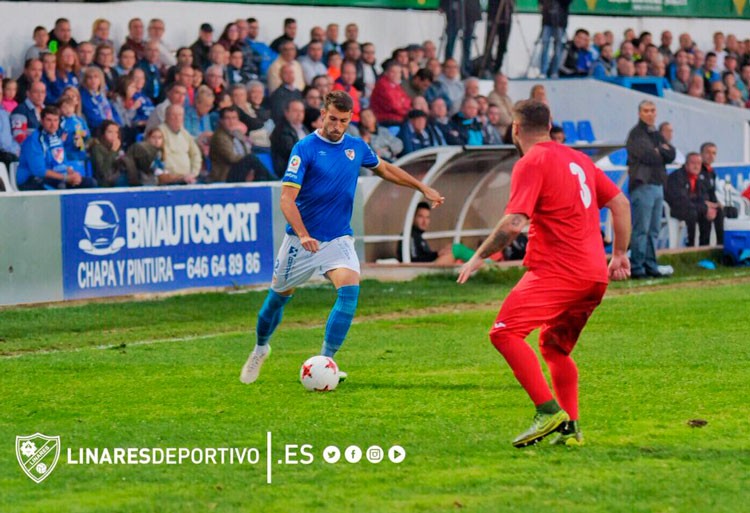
80,67,121,132
11,81,46,144
559,29,595,77
446,97,484,146
246,18,277,80
16,105,95,190
398,109,444,157
590,43,616,79
0,108,21,167
138,41,165,103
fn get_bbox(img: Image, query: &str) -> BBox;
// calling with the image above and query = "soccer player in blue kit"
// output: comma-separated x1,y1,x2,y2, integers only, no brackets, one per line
240,90,444,384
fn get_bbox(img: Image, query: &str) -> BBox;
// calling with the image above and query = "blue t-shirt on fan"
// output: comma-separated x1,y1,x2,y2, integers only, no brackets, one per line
282,131,380,242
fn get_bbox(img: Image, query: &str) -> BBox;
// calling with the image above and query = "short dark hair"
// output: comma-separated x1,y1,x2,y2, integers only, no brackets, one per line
700,142,717,153
33,26,46,35
219,106,239,119
166,82,187,94
686,152,701,162
285,99,304,112
342,40,359,53
41,105,61,119
382,59,400,73
247,18,257,24
574,28,590,37
512,100,551,134
118,47,136,58
312,74,329,86
416,201,430,211
284,18,296,26
414,68,434,82
24,58,41,70
324,90,353,112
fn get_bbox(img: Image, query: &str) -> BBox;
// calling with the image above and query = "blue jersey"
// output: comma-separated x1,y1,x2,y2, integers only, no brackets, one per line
283,131,379,242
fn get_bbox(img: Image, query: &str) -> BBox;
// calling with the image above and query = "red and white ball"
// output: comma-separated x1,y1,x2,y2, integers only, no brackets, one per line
300,355,339,392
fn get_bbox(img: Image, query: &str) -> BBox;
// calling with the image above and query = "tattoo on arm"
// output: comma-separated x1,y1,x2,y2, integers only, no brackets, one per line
476,214,527,259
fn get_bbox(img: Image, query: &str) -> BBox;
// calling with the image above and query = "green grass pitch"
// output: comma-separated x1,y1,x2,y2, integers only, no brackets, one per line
1,269,749,512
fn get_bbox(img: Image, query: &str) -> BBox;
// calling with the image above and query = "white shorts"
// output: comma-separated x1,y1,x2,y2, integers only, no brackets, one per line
271,234,360,292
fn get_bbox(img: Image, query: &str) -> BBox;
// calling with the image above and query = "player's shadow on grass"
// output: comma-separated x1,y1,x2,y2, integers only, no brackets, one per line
342,382,515,392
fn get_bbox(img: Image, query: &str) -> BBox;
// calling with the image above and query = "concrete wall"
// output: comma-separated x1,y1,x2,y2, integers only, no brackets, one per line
0,193,64,304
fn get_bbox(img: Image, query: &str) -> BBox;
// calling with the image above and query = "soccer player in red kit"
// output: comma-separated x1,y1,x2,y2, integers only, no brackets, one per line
457,100,632,448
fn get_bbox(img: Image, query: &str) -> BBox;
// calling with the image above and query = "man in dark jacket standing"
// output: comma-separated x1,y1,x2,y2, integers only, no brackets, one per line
699,142,724,244
440,0,482,77
626,100,676,278
540,0,572,78
665,152,716,247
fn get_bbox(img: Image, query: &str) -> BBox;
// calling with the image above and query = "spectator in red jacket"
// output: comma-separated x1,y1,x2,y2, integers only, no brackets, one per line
332,60,361,122
369,61,411,126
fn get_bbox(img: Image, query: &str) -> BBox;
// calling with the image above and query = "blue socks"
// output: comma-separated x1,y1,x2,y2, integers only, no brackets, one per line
256,289,292,346
256,285,359,357
322,285,360,357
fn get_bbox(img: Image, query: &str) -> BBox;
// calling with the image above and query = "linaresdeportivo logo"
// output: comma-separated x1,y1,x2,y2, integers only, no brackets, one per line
345,149,355,161
16,433,61,483
78,200,126,256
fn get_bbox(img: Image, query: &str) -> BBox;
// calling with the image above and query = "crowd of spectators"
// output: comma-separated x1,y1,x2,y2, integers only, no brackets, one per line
539,26,750,109
0,16,521,190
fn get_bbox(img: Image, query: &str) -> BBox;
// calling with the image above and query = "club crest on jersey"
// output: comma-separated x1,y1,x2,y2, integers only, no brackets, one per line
287,155,301,174
345,149,355,161
52,147,65,164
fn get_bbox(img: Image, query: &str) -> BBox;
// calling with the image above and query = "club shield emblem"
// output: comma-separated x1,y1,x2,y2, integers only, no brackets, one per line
345,149,355,161
16,433,61,483
52,147,65,164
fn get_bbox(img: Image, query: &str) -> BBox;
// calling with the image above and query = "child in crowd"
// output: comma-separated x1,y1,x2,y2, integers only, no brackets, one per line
1,78,18,113
58,96,91,172
90,119,126,187
122,127,165,186
327,51,342,82
24,26,49,61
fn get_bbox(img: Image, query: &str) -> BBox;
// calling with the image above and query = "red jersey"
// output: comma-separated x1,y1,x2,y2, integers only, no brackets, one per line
504,141,621,283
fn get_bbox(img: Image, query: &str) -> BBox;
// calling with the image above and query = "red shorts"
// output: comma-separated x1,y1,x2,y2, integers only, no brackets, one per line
490,271,608,354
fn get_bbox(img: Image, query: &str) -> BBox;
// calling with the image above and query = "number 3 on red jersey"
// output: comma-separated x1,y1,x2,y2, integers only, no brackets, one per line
569,162,592,208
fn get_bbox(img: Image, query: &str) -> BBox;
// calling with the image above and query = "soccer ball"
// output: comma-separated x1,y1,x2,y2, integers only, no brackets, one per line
300,355,339,392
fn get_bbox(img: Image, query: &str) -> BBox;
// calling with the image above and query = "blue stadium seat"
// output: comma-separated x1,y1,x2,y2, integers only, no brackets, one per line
577,120,596,143
561,121,577,144
256,151,274,176
388,125,400,137
608,148,628,166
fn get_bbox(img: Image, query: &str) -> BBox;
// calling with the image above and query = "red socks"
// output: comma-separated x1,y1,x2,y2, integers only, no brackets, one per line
540,344,579,421
490,332,554,407
490,332,579,420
